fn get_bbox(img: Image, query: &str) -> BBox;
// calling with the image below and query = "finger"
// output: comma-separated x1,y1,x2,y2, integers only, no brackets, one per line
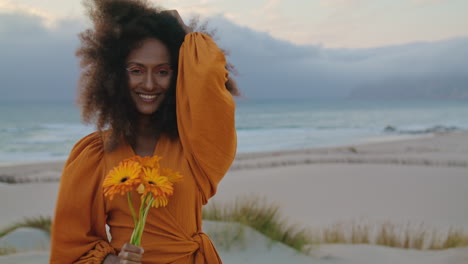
121,243,144,254
162,10,180,20
164,9,179,15
118,260,141,264
118,251,143,262
162,10,188,29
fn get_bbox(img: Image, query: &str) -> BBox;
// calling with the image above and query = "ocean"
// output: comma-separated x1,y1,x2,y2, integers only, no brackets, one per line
1,99,467,165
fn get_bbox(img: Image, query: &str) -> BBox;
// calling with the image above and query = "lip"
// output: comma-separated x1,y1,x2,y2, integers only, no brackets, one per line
137,92,161,103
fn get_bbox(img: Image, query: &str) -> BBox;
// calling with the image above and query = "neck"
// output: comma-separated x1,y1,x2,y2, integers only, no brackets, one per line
130,115,159,157
136,115,156,138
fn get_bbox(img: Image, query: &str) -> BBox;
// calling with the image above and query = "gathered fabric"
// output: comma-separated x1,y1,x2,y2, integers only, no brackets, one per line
50,32,236,264
191,232,221,263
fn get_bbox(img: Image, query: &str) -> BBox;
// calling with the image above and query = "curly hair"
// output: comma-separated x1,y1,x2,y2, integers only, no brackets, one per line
76,0,238,151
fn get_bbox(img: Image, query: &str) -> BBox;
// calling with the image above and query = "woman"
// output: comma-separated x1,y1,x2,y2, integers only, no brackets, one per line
50,0,238,263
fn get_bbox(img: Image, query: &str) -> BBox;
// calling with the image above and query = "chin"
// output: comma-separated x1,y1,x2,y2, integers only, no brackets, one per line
137,105,162,116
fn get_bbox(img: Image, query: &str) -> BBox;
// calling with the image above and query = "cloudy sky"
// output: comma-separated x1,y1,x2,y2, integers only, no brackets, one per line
2,0,468,47
1,0,467,101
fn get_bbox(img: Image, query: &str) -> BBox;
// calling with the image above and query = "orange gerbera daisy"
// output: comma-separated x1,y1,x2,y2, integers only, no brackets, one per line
132,156,162,170
103,160,142,200
161,168,183,183
139,167,174,199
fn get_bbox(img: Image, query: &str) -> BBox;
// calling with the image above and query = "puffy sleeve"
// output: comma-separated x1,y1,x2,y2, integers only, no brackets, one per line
176,32,237,204
50,132,115,264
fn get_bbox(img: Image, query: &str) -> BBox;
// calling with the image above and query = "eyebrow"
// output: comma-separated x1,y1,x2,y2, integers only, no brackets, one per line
126,62,172,68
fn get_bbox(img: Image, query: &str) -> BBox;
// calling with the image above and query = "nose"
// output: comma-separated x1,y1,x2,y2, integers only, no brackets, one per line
142,71,155,91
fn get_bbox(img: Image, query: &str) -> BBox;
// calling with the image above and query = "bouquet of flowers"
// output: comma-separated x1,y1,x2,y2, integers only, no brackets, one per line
102,156,183,246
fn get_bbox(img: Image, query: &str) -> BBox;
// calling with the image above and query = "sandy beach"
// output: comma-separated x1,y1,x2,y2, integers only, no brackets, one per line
1,131,467,263
216,131,468,231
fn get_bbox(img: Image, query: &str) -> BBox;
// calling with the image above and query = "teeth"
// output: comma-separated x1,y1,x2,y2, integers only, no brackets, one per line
138,94,158,100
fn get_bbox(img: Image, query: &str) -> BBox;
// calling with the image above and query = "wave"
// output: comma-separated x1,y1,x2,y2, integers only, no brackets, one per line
236,125,305,130
383,125,465,135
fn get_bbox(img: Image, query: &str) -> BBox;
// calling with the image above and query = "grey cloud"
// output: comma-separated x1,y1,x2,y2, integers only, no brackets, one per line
210,16,468,99
1,12,467,102
0,12,83,102
0,13,45,38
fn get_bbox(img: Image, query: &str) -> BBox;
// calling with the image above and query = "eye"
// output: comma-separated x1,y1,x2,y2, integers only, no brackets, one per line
126,66,145,76
156,69,169,76
154,66,172,77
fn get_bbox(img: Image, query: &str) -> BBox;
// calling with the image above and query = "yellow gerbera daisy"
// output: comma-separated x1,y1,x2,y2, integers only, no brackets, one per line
151,195,169,208
103,160,142,200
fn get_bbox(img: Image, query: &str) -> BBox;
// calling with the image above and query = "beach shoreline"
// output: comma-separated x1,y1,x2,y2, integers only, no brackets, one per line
0,131,457,169
0,130,451,168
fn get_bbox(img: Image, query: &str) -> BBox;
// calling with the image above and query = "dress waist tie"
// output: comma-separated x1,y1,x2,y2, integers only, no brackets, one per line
191,232,222,264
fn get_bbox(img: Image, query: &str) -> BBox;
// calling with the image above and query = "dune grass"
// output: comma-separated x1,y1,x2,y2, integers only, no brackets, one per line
0,216,51,238
0,246,17,256
0,216,51,256
1,198,467,255
203,196,316,253
203,196,468,252
320,221,468,250
203,222,247,251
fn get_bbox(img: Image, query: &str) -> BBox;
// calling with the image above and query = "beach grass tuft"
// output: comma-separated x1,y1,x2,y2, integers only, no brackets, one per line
319,221,468,250
441,227,468,249
0,216,51,237
204,197,468,252
0,201,466,253
203,195,314,253
204,222,247,251
0,246,17,256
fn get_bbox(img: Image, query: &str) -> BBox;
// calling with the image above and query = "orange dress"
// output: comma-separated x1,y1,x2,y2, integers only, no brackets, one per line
50,32,237,264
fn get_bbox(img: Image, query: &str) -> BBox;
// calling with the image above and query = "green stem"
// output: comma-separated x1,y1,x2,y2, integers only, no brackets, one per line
130,227,137,245
127,192,137,227
132,193,150,246
133,193,155,246
141,195,154,225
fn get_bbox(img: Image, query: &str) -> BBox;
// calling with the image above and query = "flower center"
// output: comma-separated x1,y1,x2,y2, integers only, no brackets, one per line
148,181,155,185
120,177,129,183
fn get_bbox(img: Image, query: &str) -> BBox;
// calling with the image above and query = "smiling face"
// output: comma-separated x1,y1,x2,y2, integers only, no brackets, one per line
125,38,173,116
